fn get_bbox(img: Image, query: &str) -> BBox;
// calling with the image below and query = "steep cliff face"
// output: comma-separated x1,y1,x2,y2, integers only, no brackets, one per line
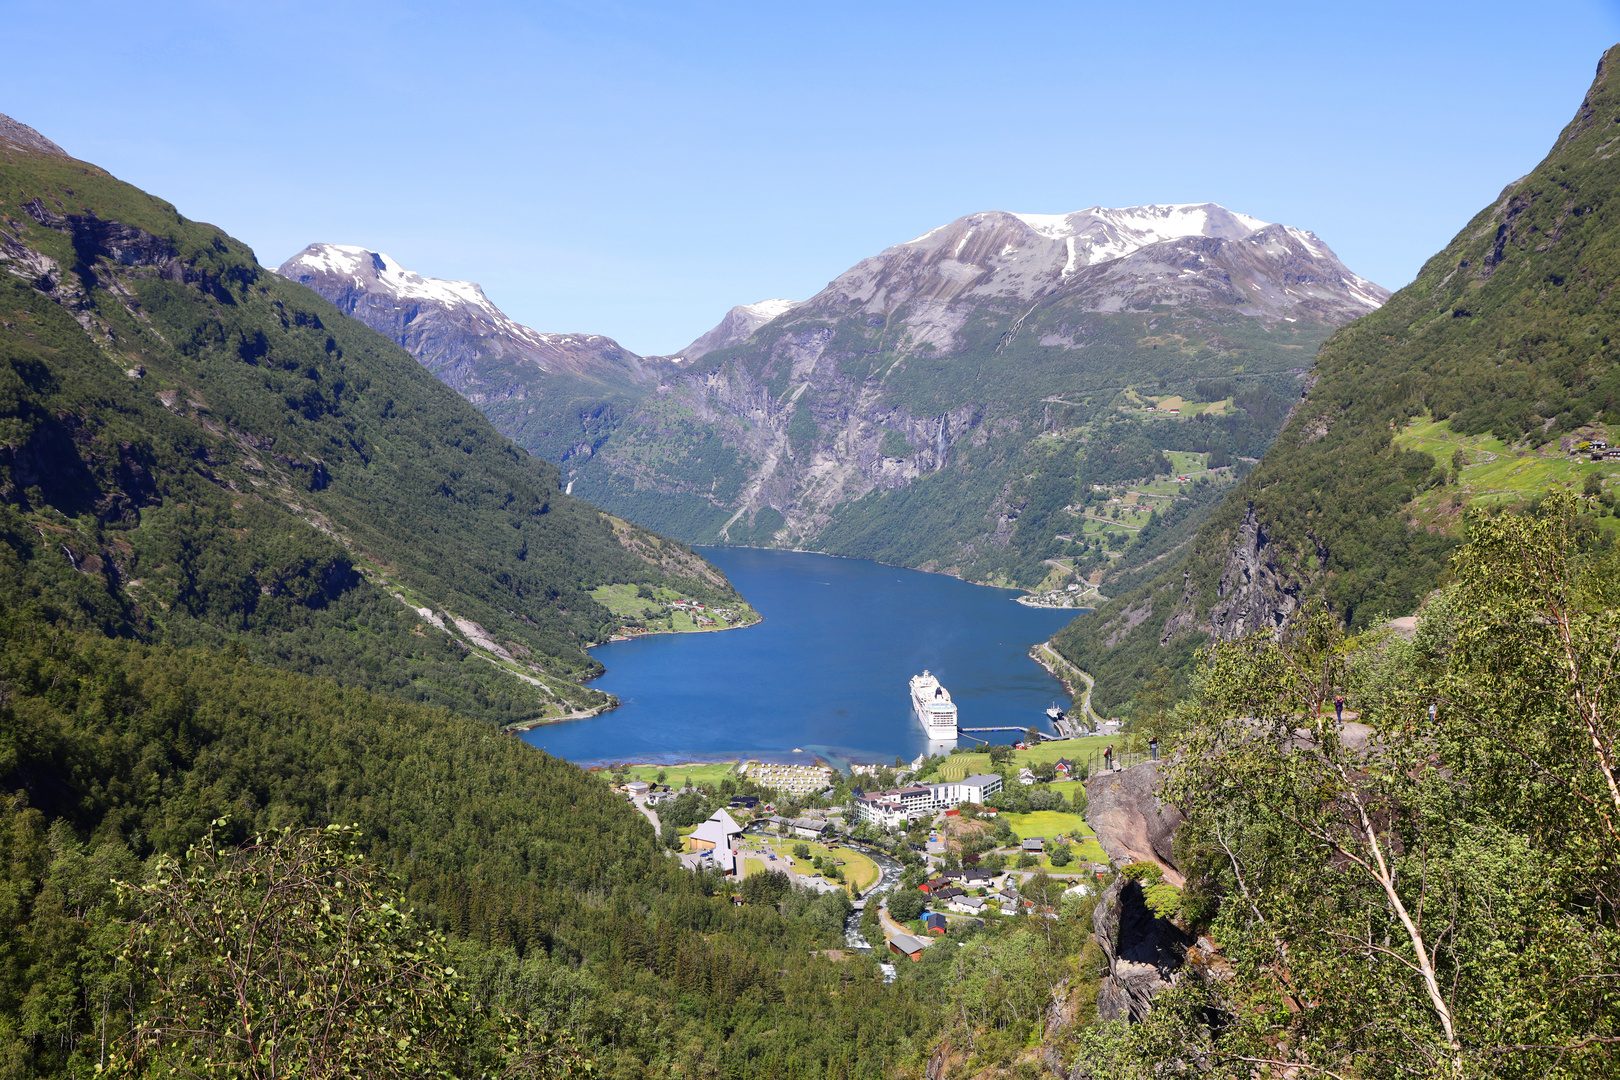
1085,762,1186,885
1091,875,1193,1023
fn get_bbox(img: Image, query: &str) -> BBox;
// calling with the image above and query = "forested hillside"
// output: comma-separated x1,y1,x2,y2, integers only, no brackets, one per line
0,607,929,1077
1059,46,1620,715
0,121,751,725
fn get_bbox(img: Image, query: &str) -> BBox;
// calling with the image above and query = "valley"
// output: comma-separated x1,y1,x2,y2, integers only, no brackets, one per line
3,28,1620,1080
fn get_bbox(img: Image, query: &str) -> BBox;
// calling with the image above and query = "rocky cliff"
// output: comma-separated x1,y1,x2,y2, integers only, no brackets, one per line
1085,761,1186,885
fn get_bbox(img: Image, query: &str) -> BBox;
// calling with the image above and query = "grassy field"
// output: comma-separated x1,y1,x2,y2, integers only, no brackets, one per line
937,754,992,781
590,584,760,634
760,837,877,893
617,761,740,786
742,857,768,878
1393,417,1620,535
1011,735,1115,768
1001,809,1087,840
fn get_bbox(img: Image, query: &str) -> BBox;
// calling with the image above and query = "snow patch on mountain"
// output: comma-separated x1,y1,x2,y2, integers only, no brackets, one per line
678,297,803,362
740,299,799,322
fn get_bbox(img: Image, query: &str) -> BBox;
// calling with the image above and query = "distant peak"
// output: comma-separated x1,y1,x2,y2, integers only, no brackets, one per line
739,298,799,320
279,243,497,314
0,112,68,157
1008,203,1270,242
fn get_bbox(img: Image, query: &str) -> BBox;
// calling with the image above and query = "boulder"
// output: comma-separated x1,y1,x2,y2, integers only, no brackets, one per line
1085,761,1185,885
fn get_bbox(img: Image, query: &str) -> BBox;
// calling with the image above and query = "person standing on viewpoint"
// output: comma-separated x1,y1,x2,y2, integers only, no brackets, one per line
1104,745,1114,772
1334,695,1346,723
1149,736,1159,761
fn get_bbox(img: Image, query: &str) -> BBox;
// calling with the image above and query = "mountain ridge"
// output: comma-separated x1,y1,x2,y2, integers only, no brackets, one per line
563,201,1387,586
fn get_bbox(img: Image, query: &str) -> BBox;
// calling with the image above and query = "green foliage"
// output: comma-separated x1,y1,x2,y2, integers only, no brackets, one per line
886,886,926,922
1150,496,1620,1077
879,427,915,457
787,400,819,457
0,609,942,1077
110,823,589,1078
0,152,749,724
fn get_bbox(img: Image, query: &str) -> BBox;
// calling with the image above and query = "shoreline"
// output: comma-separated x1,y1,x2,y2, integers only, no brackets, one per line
591,609,762,648
1027,640,1105,725
694,543,1036,596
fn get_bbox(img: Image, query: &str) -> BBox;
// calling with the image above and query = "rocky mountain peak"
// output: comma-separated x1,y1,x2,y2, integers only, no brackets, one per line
0,112,68,157
277,243,659,396
775,202,1387,356
679,297,801,362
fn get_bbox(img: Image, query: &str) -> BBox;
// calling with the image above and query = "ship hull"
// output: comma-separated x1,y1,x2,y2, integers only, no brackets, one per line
909,671,958,740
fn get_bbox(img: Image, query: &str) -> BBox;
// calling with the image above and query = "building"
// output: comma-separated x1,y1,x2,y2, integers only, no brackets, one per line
853,793,910,829
949,895,987,915
625,781,650,797
689,809,745,853
791,818,831,840
888,934,929,962
922,912,948,935
930,774,1004,808
1021,837,1045,854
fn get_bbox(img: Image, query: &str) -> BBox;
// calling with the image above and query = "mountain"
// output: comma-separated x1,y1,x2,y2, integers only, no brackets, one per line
0,114,751,727
276,243,671,464
1055,49,1620,714
562,202,1387,586
678,297,801,361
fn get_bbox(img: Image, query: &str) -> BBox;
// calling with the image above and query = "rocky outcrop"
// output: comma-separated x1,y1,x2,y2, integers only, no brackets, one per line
1203,503,1328,643
0,112,67,156
1085,761,1185,885
1091,874,1193,1023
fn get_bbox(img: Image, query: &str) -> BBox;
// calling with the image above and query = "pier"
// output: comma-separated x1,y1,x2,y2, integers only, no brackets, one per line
956,726,1067,744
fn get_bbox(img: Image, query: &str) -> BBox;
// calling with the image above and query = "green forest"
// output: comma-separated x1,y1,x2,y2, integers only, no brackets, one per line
0,143,748,727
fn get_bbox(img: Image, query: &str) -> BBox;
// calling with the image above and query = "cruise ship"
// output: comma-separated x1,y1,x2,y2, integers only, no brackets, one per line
910,670,959,739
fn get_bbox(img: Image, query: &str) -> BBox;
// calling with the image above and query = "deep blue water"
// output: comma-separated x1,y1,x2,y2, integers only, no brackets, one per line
520,547,1085,770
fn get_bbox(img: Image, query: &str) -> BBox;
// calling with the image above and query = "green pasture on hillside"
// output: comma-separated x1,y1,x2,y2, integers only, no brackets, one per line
1394,417,1619,532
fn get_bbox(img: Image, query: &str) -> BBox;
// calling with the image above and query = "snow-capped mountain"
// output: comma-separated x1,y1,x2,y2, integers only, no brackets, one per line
564,202,1391,577
679,298,801,362
276,244,659,402
797,203,1387,353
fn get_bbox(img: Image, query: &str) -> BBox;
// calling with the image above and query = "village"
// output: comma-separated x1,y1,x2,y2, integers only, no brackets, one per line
611,744,1125,967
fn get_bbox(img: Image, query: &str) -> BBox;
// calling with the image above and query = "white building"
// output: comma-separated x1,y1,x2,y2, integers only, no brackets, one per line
853,793,910,828
930,774,1003,807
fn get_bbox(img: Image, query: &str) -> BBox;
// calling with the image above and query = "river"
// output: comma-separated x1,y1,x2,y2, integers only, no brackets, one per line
519,547,1084,769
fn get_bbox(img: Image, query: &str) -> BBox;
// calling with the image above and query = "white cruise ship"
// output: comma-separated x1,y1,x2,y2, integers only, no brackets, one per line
910,670,959,739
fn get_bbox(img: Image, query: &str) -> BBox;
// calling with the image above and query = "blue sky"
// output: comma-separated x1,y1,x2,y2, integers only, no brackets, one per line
7,1,1620,355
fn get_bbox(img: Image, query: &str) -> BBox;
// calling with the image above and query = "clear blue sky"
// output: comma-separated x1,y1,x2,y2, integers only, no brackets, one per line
7,1,1620,355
